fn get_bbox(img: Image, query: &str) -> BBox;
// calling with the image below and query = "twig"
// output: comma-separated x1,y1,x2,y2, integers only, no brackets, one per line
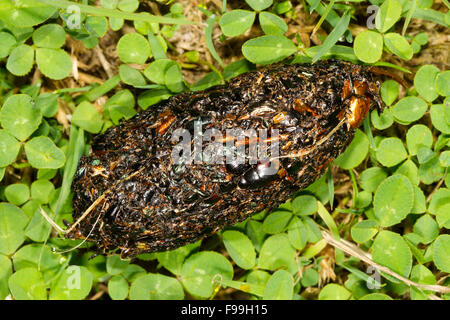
94,45,114,78
426,167,448,203
40,207,65,233
321,230,450,296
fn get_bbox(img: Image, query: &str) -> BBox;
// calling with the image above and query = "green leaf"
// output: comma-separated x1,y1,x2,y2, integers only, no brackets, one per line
430,104,450,134
138,89,172,110
5,183,29,206
32,24,66,48
36,48,72,80
108,275,129,300
419,155,445,184
246,0,273,11
242,35,297,65
392,96,428,124
147,31,167,60
30,179,54,204
274,0,292,14
440,151,450,167
156,242,200,276
305,45,358,62
319,283,351,300
105,90,135,109
312,11,350,63
181,251,233,298
360,293,393,300
191,72,222,91
6,44,34,76
384,33,413,60
263,270,293,300
24,206,52,242
223,59,254,80
435,71,450,97
356,191,372,209
12,244,66,282
119,266,144,282
258,233,296,270
371,109,394,130
143,59,176,84
119,64,146,87
395,159,419,186
164,63,184,93
259,11,288,35
219,10,255,37
292,195,317,216
100,0,119,9
417,147,435,164
117,33,150,64
351,220,379,244
107,105,137,125
414,65,440,102
0,203,28,255
0,130,20,167
287,217,307,250
372,230,412,279
24,136,66,169
413,214,439,244
433,234,450,273
0,31,16,58
222,230,256,269
130,273,184,300
85,16,108,37
8,267,47,300
436,203,450,229
118,0,139,12
263,210,292,233
416,195,434,223
35,92,58,118
334,129,369,169
0,0,56,27
71,101,104,133
0,254,12,299
49,266,94,300
246,219,266,252
380,80,399,106
406,124,433,156
410,264,436,300
300,267,319,287
0,94,42,142
106,255,130,275
360,167,388,192
354,30,383,63
373,174,414,227
303,216,323,244
376,137,407,167
375,0,403,33
109,17,124,30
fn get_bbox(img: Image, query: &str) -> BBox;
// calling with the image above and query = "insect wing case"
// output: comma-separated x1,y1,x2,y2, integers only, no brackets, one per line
69,60,381,257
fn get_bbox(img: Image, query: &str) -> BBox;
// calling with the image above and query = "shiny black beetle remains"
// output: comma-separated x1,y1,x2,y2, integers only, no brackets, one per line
67,60,382,257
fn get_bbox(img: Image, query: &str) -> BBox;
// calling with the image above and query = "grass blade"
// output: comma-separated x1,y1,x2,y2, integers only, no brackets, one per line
54,125,85,216
312,11,350,63
205,15,225,68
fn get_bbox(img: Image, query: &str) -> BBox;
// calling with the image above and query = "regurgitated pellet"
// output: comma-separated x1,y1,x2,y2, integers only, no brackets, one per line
67,60,383,257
